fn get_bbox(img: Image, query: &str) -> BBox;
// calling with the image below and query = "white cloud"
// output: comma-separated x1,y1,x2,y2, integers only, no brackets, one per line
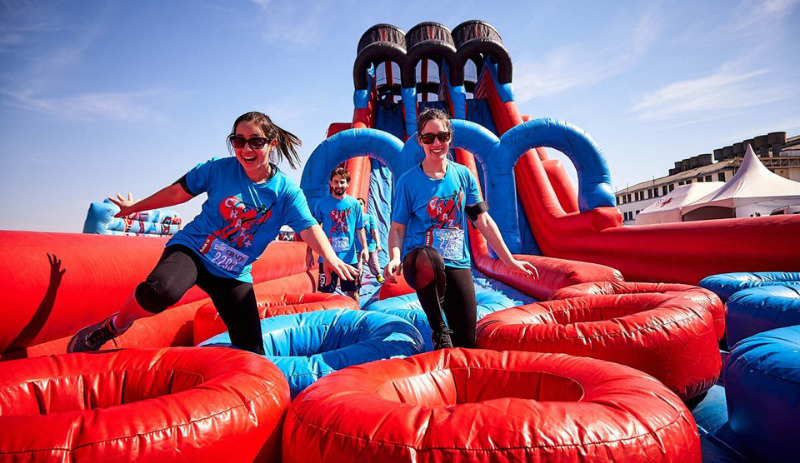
730,0,800,32
248,0,336,47
2,89,167,123
629,65,786,121
513,7,662,102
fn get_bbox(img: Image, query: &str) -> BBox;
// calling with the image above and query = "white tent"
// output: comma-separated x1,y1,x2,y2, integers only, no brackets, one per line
635,182,724,225
682,145,800,221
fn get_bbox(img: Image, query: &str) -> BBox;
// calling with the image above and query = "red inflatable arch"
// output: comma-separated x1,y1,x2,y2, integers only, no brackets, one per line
476,293,720,400
550,281,726,343
193,292,359,344
283,348,701,462
0,347,290,462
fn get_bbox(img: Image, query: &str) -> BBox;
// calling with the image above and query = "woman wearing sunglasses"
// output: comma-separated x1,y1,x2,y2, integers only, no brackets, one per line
383,108,538,349
68,111,358,354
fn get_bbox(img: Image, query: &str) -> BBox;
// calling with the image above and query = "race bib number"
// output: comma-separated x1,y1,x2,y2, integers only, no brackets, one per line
201,236,248,273
331,236,350,253
430,228,464,261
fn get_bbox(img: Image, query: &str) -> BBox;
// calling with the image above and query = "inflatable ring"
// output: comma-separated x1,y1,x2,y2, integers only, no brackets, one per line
0,347,290,461
725,326,800,462
698,271,800,302
550,281,726,343
283,348,702,462
200,309,424,398
725,284,800,349
193,292,358,345
476,293,721,400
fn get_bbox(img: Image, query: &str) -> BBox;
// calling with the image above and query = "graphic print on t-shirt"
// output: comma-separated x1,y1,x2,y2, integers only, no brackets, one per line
328,207,352,252
212,195,274,248
425,189,465,260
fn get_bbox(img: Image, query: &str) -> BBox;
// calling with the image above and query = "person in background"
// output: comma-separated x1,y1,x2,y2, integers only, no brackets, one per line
357,197,384,283
311,167,368,303
68,111,358,354
383,108,538,349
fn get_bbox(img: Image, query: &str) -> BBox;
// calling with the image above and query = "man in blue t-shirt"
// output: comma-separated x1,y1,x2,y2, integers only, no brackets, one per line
312,167,367,302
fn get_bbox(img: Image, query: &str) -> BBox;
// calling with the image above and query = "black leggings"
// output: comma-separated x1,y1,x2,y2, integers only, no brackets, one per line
403,246,477,348
135,244,265,354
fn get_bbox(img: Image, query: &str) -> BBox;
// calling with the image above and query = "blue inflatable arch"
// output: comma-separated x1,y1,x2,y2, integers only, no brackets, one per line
300,128,404,207
301,119,615,253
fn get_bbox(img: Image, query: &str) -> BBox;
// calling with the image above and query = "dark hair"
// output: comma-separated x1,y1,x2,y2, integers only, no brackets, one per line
416,108,452,136
330,166,351,182
229,111,303,169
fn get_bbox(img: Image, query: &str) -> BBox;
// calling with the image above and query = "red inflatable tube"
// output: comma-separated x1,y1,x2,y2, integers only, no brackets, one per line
550,281,726,343
283,348,701,462
193,292,358,345
476,293,721,400
0,347,290,462
0,231,316,360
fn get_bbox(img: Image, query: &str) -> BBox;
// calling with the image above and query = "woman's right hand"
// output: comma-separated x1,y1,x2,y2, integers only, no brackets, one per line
108,193,137,218
325,256,359,281
383,258,402,284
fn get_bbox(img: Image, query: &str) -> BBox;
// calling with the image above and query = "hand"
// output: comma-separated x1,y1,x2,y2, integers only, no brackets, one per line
383,258,402,284
109,193,137,218
305,246,315,270
506,258,539,280
324,256,359,281
360,250,369,265
47,253,66,284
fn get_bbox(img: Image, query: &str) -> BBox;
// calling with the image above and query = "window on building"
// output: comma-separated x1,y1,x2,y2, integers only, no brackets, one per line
705,175,712,182
718,172,726,182
678,181,684,186
686,179,691,184
669,184,675,192
698,177,703,182
662,186,668,195
626,194,631,203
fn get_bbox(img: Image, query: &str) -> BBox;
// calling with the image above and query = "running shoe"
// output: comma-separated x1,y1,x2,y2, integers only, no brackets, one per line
431,328,454,350
67,314,124,353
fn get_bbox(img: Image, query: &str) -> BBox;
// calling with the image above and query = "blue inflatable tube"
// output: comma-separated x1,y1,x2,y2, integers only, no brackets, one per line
725,326,800,462
365,273,535,351
199,309,424,398
698,272,800,302
725,284,800,350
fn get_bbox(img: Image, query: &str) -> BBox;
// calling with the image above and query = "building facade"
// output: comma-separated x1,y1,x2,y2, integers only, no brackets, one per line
616,132,800,224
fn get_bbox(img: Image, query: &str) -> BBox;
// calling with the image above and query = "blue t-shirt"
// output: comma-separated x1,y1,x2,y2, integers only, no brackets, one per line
313,194,364,265
168,157,317,282
363,213,378,252
392,162,482,269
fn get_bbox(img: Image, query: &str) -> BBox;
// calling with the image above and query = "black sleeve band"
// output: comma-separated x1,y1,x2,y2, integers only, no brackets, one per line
173,175,197,196
465,201,489,221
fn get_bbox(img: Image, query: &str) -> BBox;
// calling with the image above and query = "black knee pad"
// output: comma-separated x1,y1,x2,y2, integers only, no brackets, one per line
134,280,179,314
402,246,446,295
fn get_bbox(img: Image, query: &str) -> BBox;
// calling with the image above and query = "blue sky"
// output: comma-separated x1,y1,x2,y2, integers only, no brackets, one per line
1,0,798,232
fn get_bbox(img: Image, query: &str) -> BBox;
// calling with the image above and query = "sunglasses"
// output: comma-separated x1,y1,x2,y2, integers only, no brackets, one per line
229,135,272,150
419,131,452,145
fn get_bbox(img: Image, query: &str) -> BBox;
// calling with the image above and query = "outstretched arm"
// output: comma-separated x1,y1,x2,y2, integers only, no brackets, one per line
358,228,369,263
371,228,383,252
299,225,358,281
383,221,406,283
109,183,194,218
471,211,538,279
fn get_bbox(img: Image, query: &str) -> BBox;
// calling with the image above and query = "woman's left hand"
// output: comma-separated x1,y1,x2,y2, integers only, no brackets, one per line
506,258,539,279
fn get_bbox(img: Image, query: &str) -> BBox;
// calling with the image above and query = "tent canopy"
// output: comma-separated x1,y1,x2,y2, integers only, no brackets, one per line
681,145,800,221
635,182,724,225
